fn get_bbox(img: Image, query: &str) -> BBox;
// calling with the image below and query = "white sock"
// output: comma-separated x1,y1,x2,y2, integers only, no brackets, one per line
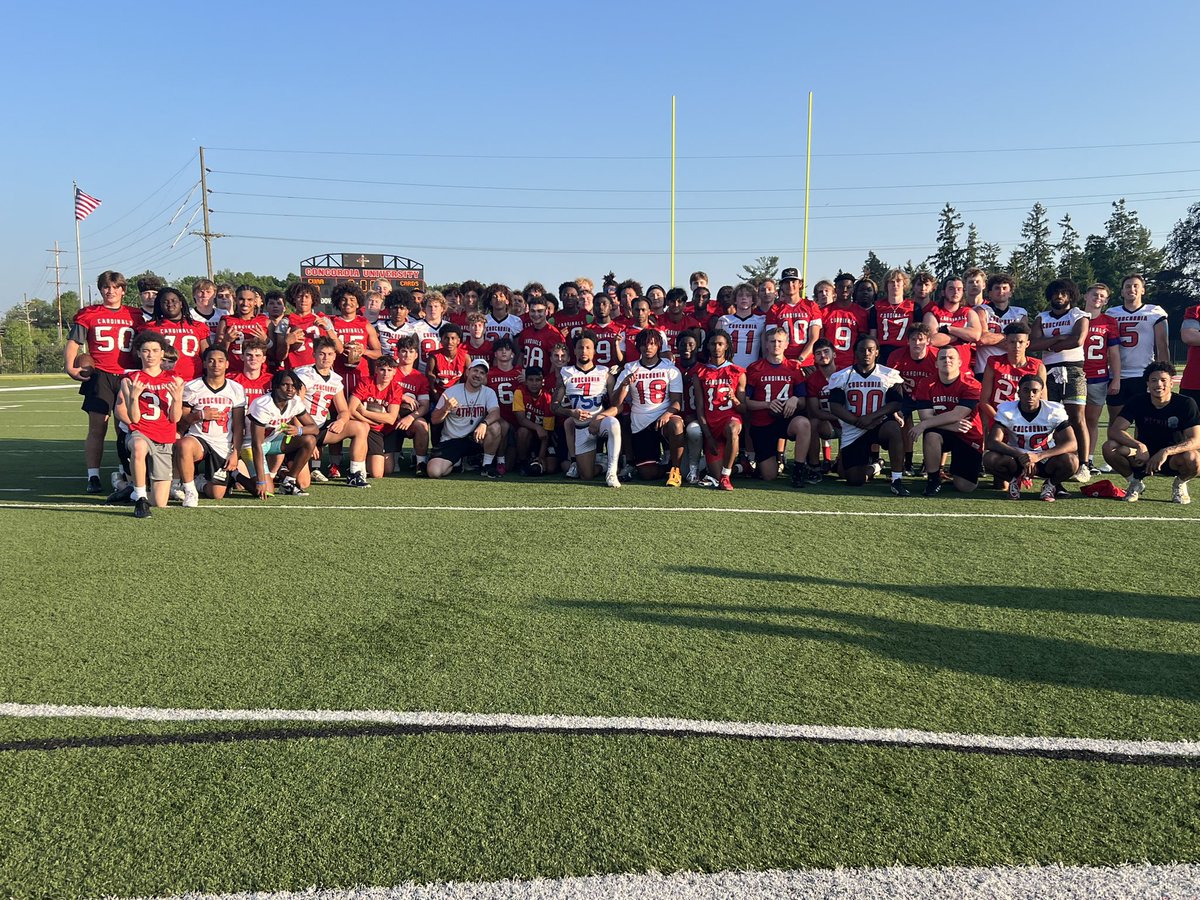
721,466,732,476
892,471,903,481
602,419,621,473
132,485,147,500
416,454,427,463
483,453,495,465
87,468,100,478
349,460,366,475
182,480,196,493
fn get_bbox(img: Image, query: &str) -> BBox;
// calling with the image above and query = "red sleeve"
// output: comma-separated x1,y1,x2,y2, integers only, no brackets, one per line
960,375,982,402
352,379,374,402
1187,306,1200,323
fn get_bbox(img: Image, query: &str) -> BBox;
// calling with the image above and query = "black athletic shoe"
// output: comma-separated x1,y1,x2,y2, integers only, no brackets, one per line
415,461,428,477
482,462,501,479
133,498,152,519
890,480,911,497
791,465,807,488
277,478,309,496
923,480,942,497
345,471,370,488
86,475,103,494
106,484,134,505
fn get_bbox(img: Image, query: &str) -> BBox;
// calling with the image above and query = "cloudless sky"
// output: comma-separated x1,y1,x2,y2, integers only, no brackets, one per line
4,0,1199,310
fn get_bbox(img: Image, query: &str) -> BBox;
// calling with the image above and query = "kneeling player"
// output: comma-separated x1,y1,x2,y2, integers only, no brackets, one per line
555,330,621,487
909,347,985,497
984,374,1077,501
348,354,404,479
744,325,812,484
513,365,557,474
176,345,246,506
1102,362,1200,503
295,338,371,488
428,358,503,479
826,336,908,494
690,330,745,490
613,328,685,485
239,369,319,499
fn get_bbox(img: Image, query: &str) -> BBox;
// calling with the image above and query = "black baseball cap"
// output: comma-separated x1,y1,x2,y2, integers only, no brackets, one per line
780,267,801,282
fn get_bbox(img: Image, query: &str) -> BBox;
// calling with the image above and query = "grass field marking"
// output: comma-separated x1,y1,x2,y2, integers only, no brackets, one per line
0,383,76,393
3,702,1198,765
0,499,1196,524
130,864,1200,900
0,488,31,492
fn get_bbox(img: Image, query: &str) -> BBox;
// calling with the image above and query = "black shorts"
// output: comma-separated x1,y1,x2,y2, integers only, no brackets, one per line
929,428,982,483
552,418,567,459
749,420,790,458
630,425,666,467
191,436,228,479
1110,377,1147,408
79,370,122,415
316,420,341,445
432,435,482,465
839,426,887,471
366,429,387,457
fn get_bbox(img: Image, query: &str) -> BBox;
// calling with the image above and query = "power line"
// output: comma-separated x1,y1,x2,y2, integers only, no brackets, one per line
204,139,1200,161
209,167,1200,195
75,187,200,255
211,192,1200,227
84,153,197,238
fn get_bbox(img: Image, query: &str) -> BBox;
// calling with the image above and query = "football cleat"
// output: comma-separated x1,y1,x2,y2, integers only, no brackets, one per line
1173,477,1191,505
665,467,682,487
564,461,579,479
1019,476,1035,491
868,460,883,479
717,474,734,492
1008,477,1022,500
277,477,309,496
605,471,621,489
791,465,807,488
309,467,329,483
618,463,636,482
86,475,103,494
326,463,342,479
923,480,942,497
1097,462,1113,474
1040,480,1057,502
346,472,370,488
106,484,134,505
181,488,199,509
1072,465,1092,484
889,480,911,497
133,498,152,519
169,481,186,502
415,461,428,477
1124,476,1145,502
805,465,824,485
110,471,127,491
482,463,501,479
685,465,700,485
697,474,720,488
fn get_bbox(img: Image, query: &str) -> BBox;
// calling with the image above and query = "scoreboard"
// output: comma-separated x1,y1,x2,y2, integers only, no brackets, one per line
300,253,424,299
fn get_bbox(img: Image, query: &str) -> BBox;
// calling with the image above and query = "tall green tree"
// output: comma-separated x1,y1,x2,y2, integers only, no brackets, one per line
1011,203,1055,309
1055,213,1093,285
963,224,981,270
1104,199,1165,280
929,204,964,278
738,255,780,285
1167,200,1200,297
861,251,889,286
979,242,1003,275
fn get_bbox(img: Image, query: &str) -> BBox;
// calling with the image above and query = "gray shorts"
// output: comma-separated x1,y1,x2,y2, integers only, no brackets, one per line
126,432,175,482
1046,364,1086,406
1086,380,1110,407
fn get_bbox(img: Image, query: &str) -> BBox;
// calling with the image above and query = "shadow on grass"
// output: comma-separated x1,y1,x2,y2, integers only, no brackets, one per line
546,590,1200,704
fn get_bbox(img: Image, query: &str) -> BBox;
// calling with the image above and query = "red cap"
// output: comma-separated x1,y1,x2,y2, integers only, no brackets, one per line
1080,479,1127,499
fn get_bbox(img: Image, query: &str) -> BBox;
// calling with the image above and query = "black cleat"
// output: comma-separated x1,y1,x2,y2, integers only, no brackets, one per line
133,498,152,519
923,480,942,497
106,484,134,505
86,475,103,494
482,462,501,479
890,480,911,497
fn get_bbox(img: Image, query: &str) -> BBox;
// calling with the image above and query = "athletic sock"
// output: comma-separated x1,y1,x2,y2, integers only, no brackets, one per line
721,466,732,476
905,452,914,468
927,472,940,486
349,460,366,475
892,471,903,482
483,453,495,465
182,480,195,493
132,485,147,501
416,454,427,463
1132,465,1148,479
87,468,100,479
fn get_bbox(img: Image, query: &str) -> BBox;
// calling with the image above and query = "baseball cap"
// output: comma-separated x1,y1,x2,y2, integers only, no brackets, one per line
468,358,490,371
1080,479,1126,499
780,267,801,282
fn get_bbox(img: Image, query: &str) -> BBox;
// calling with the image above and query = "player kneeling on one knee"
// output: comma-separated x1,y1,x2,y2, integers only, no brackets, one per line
427,358,503,479
909,346,986,496
983,373,1078,501
1102,362,1200,504
176,345,246,505
614,328,686,485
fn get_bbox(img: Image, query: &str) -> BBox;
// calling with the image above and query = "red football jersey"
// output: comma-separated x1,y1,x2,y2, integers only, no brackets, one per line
693,362,744,417
744,358,806,427
428,348,469,396
352,376,405,432
767,299,823,364
885,347,939,398
394,367,431,408
914,374,984,449
232,369,272,404
820,303,869,369
122,370,179,444
462,338,493,364
872,299,917,349
72,304,140,373
137,318,210,382
623,325,667,365
487,365,524,424
655,314,700,362
984,356,1042,406
804,368,833,412
925,303,975,372
519,324,565,371
514,383,554,429
553,311,590,359
1084,313,1121,382
331,315,375,379
284,312,323,369
220,314,269,373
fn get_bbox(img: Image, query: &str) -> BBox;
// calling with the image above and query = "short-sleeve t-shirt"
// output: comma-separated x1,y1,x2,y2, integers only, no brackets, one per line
1120,392,1200,453
436,382,499,440
122,370,180,444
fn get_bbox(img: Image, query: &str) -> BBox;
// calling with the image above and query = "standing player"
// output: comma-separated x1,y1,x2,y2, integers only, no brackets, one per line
553,282,590,358
613,329,686,485
328,283,381,397
518,297,565,372
826,336,908,493
277,282,339,370
428,359,504,479
910,271,939,317
138,287,210,383
590,292,626,370
622,297,665,365
232,338,272,405
910,347,985,497
1103,362,1200,504
215,285,269,374
973,273,1027,377
656,289,701,362
985,374,1077,501
426,325,469,404
113,330,185,517
555,330,622,487
870,269,916,361
65,270,140,493
483,283,524,344
1082,283,1122,474
1030,278,1090,479
176,345,246,506
821,282,870,370
690,331,748,494
744,325,811,484
1106,274,1170,422
376,289,418,358
413,291,451,371
294,337,371,488
924,276,983,373
190,279,226,329
718,283,767,369
766,266,822,366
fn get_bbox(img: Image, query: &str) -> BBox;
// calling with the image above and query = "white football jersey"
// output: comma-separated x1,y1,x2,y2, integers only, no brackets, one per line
484,313,523,344
993,399,1069,450
412,320,444,372
374,319,418,358
294,365,344,426
974,304,1029,374
559,364,611,417
1107,303,1168,379
826,364,904,448
717,313,766,368
616,360,683,433
183,377,246,458
1037,308,1088,365
242,393,307,449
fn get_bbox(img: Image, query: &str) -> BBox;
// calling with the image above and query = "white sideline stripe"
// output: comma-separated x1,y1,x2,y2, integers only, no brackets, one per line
1,702,1197,759
0,383,76,393
133,864,1200,900
0,488,30,492
0,500,1196,524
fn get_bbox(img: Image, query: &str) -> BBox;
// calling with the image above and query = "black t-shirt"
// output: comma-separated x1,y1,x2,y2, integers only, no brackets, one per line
1122,392,1200,451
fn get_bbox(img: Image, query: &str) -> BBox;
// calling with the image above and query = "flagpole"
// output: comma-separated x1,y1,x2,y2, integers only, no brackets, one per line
74,181,85,306
802,92,813,293
670,95,676,288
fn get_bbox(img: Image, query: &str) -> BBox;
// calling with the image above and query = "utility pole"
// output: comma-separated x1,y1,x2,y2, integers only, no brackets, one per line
46,241,64,341
197,146,218,280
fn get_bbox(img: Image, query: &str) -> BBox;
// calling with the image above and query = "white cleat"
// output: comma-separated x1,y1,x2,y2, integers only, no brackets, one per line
169,481,186,502
565,462,579,479
1173,477,1191,505
605,471,621,489
1072,465,1092,483
181,488,199,509
1124,476,1145,502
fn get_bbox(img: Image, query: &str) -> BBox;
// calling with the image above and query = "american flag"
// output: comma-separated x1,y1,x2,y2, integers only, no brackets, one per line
74,187,101,221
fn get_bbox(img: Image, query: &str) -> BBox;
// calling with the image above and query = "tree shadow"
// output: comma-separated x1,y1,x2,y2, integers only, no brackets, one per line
665,566,1200,627
545,593,1200,704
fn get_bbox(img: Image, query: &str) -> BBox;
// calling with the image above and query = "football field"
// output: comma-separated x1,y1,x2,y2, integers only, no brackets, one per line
1,376,1199,899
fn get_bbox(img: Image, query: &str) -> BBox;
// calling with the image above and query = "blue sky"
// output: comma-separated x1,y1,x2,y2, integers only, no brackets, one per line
5,0,1199,310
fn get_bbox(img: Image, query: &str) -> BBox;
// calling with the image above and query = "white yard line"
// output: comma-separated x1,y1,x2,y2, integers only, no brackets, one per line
0,500,1195,524
130,864,1200,900
0,383,76,393
1,702,1196,761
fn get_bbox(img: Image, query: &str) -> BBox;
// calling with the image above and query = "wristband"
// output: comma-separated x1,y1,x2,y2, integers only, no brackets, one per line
256,480,266,486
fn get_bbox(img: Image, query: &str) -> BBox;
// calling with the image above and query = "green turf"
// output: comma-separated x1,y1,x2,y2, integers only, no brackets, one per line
1,380,1198,898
